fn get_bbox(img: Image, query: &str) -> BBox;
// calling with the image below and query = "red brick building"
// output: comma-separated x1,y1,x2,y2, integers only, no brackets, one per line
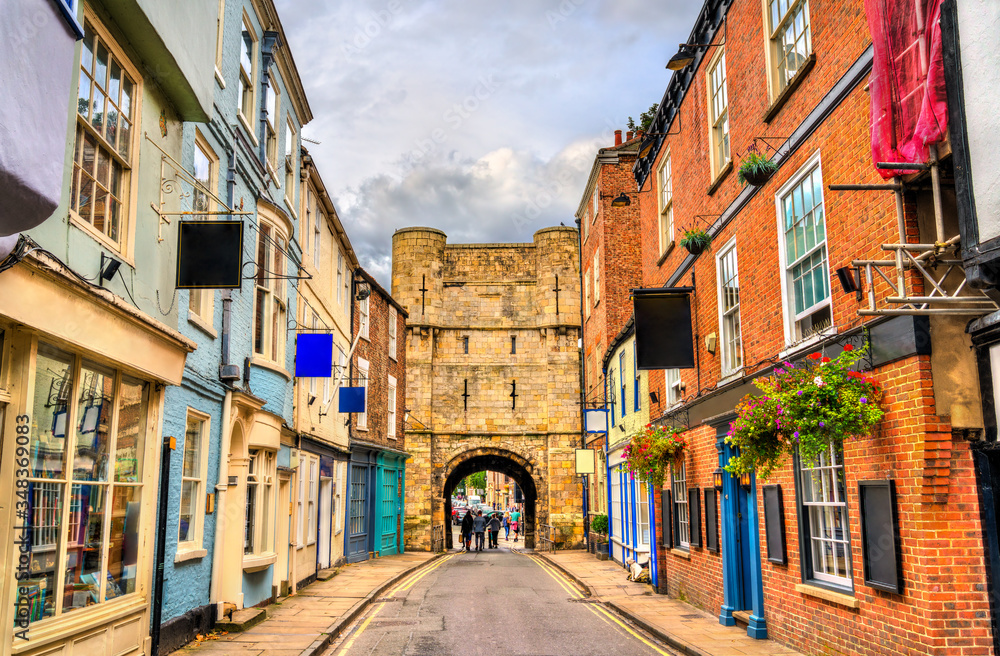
577,132,644,520
345,268,408,562
614,0,995,653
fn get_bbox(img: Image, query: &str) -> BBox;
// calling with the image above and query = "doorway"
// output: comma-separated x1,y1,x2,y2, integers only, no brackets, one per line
318,479,332,568
347,463,369,562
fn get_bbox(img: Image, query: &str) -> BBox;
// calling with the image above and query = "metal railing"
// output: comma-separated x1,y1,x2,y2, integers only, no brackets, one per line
538,524,557,553
431,524,445,553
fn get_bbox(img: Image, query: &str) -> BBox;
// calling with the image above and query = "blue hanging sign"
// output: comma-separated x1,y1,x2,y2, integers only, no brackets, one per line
295,333,333,378
339,387,366,413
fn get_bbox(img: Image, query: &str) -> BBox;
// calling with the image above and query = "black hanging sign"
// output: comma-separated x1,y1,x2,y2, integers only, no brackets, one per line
632,287,695,369
176,220,244,289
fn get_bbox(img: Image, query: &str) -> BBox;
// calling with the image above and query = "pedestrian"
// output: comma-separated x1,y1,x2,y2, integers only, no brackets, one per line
461,507,475,552
510,507,521,542
503,511,511,540
487,511,501,548
473,510,487,552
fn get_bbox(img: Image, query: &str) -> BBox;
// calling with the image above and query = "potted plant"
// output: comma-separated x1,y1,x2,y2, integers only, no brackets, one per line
590,514,608,556
737,150,778,186
725,345,885,479
623,425,687,488
679,228,712,256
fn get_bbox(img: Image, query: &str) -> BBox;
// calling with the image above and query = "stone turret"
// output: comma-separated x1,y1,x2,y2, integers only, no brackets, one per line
391,227,447,325
533,226,581,327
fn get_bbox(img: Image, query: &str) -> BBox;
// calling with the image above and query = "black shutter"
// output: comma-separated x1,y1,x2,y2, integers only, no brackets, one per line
689,488,702,548
704,489,719,553
859,480,902,593
763,485,787,565
662,489,672,548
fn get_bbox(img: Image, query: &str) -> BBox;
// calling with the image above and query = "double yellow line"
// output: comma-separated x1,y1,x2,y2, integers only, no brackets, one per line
335,553,458,656
518,551,674,656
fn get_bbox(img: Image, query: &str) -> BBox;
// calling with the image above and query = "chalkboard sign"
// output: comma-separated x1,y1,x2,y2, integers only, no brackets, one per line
661,490,672,548
859,480,902,593
763,485,786,564
688,488,702,548
704,489,719,553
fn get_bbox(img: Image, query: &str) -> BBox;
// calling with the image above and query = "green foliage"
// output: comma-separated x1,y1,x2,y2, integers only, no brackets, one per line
627,104,659,132
464,471,487,492
590,514,609,535
725,345,885,479
679,228,712,252
737,150,778,186
622,425,687,488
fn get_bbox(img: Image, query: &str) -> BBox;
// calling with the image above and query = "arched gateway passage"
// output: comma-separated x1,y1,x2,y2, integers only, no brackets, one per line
441,449,539,550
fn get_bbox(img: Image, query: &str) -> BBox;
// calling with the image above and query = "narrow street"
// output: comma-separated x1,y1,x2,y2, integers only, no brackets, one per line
324,530,675,656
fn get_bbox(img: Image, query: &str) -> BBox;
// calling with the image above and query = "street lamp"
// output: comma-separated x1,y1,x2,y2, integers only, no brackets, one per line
713,467,724,491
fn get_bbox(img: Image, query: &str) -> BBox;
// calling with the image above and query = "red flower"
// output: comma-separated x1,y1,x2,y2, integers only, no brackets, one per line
821,357,831,363
843,344,854,352
808,353,822,360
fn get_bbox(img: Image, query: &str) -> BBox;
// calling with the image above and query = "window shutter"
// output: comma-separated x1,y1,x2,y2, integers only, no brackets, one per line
662,489,672,548
689,488,702,548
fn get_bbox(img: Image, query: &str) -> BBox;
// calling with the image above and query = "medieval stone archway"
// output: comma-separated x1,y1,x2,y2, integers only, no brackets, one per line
439,447,541,549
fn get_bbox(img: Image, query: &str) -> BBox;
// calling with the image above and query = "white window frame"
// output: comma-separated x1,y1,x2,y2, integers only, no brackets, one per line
359,295,370,340
388,310,397,360
716,238,743,377
797,443,852,588
592,185,599,219
188,131,218,327
238,14,257,132
593,251,600,304
706,48,730,177
178,409,210,551
672,462,690,549
337,252,344,306
774,150,832,347
357,357,369,430
284,119,296,209
610,466,622,540
584,273,590,319
252,220,288,363
307,310,317,395
388,374,397,437
765,0,812,99
214,0,226,82
307,456,317,544
665,369,683,406
296,453,305,547
657,152,674,255
637,482,650,547
244,449,275,556
313,207,322,270
265,82,280,176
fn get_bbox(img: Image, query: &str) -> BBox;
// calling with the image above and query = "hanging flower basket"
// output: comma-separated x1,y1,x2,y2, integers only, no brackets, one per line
725,345,885,479
737,151,778,186
622,424,687,488
680,228,712,256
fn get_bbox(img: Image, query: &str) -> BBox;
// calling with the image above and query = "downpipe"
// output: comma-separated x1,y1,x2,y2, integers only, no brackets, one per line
150,435,174,655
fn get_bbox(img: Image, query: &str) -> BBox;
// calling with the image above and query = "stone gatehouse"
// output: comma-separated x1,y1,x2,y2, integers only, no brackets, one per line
391,226,583,550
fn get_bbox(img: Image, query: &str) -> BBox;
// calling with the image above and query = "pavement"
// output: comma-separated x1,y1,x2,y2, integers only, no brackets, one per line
170,551,439,656
536,550,804,656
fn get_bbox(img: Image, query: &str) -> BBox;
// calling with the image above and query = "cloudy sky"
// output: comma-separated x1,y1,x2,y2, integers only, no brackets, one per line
273,0,700,285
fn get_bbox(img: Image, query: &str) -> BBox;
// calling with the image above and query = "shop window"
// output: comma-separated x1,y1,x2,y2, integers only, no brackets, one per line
238,16,256,129
308,457,317,543
672,462,690,549
776,154,831,343
18,344,150,624
638,482,650,546
610,467,622,539
797,443,852,588
244,449,275,556
253,221,288,363
716,239,743,376
359,295,370,340
357,358,369,429
658,153,673,254
188,133,218,325
767,0,812,96
707,49,730,177
71,16,140,252
179,410,210,549
296,454,305,546
388,375,397,437
389,310,397,360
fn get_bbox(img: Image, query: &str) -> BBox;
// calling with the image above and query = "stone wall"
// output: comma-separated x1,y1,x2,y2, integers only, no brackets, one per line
392,226,583,550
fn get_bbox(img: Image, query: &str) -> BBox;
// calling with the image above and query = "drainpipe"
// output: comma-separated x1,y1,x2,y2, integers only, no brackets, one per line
150,434,174,655
209,390,233,619
220,151,239,383
258,32,281,167
575,217,588,544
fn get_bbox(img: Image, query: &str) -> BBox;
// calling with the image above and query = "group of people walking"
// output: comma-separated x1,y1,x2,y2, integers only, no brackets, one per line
460,506,522,553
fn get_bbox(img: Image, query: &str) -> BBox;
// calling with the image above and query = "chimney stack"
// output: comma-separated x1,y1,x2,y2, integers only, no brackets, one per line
626,130,634,141
614,130,622,146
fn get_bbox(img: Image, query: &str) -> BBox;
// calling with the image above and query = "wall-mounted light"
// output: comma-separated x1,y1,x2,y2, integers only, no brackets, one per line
618,424,625,433
308,395,317,406
836,265,863,301
355,281,372,301
705,332,717,355
649,391,659,405
666,20,726,71
99,253,122,286
713,467,724,491
739,472,752,489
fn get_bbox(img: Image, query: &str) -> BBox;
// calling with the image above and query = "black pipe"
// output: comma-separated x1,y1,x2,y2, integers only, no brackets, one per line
575,217,588,544
220,151,236,376
150,435,173,655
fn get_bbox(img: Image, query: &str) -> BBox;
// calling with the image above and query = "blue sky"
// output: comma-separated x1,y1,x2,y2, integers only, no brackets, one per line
274,0,700,284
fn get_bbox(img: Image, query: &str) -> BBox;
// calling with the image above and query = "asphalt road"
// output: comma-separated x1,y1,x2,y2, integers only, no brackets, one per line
323,531,675,656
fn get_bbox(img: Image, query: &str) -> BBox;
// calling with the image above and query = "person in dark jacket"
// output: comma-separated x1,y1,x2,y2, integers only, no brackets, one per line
487,512,502,548
460,508,475,552
473,510,487,552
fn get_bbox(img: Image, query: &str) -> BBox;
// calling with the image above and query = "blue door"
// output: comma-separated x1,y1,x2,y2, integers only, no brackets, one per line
735,482,753,611
379,467,400,555
347,463,369,562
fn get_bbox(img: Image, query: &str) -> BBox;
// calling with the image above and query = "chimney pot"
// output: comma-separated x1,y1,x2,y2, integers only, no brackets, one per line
614,130,622,146
627,131,634,141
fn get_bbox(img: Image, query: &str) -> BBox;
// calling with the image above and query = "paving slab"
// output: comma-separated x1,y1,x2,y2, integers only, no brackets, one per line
539,550,804,656
170,551,439,656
